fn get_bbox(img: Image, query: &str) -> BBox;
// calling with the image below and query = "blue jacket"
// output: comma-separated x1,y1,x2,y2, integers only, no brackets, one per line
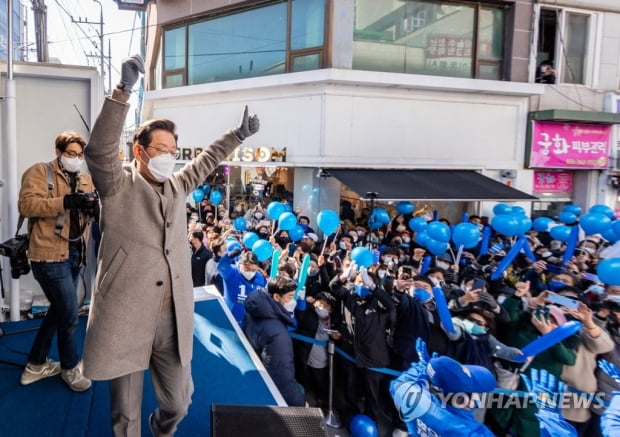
243,289,305,407
218,253,267,324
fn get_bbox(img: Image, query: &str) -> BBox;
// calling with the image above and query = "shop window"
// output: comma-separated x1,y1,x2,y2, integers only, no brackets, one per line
536,7,597,85
162,0,326,88
352,0,505,80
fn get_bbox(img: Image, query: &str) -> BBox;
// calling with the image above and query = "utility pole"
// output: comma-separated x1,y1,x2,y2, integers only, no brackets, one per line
30,0,49,62
73,0,108,92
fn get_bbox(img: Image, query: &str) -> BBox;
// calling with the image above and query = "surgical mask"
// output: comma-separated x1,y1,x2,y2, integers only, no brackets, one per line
396,225,406,232
241,270,256,281
413,288,432,302
315,306,330,319
339,241,347,250
308,268,319,277
145,152,176,182
254,212,264,220
402,236,411,243
357,230,365,237
540,251,552,259
377,269,387,279
190,216,198,222
60,155,83,173
462,318,487,335
548,280,567,291
282,298,297,313
354,284,372,298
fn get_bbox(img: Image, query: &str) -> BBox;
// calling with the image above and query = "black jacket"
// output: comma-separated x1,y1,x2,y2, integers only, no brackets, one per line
243,289,305,406
191,244,212,287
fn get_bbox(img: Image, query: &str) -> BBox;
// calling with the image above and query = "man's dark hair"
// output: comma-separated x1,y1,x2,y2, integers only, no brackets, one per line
210,237,225,254
299,215,310,224
413,274,433,289
268,275,297,296
191,230,204,241
55,131,86,152
133,119,178,147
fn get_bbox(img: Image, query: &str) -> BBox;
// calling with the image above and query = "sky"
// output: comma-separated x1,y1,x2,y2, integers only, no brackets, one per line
24,0,143,92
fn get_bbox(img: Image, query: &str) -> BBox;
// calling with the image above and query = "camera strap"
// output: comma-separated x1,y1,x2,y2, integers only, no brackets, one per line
42,162,86,243
15,214,26,238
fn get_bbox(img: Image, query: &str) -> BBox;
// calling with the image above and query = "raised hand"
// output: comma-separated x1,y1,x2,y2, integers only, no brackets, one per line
234,105,260,141
118,54,145,91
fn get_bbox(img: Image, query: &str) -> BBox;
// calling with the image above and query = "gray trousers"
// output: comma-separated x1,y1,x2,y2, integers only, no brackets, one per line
109,309,194,437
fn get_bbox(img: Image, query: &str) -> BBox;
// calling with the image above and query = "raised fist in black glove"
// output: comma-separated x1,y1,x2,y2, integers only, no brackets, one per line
63,193,94,211
233,105,260,141
117,54,145,91
478,291,499,309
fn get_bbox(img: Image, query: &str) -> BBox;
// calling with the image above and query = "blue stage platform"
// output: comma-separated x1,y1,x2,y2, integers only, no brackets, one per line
0,288,284,436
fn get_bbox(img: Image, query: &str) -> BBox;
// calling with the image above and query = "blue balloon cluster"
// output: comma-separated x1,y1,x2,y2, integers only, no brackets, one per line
490,204,531,237
452,223,480,249
278,212,297,231
267,201,286,221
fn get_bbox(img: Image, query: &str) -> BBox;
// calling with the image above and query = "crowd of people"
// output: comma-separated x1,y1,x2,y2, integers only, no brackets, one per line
187,198,620,437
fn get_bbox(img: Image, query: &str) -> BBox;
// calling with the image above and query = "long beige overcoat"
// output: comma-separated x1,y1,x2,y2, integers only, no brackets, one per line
82,93,241,380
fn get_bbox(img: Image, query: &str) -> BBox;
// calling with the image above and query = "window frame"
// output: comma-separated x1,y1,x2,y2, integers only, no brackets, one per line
161,0,329,88
534,5,601,86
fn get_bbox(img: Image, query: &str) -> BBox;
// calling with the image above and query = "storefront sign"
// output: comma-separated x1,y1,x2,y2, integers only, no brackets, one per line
179,146,286,162
533,171,573,194
529,121,611,169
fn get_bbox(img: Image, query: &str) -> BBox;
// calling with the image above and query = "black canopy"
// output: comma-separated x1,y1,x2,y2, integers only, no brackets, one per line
324,168,537,202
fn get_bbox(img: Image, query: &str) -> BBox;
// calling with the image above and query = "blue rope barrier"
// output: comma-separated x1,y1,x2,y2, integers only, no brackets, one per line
288,331,610,407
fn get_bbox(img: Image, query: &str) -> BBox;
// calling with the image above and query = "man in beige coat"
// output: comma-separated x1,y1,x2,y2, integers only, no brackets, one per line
82,55,259,437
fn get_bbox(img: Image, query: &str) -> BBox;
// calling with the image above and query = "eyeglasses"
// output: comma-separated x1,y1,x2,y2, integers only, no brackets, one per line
467,317,487,327
63,150,85,159
145,145,180,159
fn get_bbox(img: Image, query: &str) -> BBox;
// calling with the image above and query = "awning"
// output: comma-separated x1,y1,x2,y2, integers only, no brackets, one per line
324,168,538,202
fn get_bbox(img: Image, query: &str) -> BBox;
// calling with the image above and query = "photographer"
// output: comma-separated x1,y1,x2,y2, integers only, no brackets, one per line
17,131,97,392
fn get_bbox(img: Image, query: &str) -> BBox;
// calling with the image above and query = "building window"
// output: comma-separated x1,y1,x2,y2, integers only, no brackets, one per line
536,7,597,85
162,0,326,88
352,0,505,80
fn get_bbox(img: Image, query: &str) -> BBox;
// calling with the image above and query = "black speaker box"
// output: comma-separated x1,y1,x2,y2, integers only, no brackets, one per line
211,404,329,437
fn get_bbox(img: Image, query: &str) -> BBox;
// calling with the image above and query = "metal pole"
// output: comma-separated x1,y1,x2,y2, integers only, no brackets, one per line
324,340,342,428
5,0,21,321
93,0,104,90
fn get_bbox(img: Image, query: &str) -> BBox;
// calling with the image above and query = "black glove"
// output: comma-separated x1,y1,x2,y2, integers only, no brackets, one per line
63,193,94,211
478,291,499,309
233,105,260,141
117,54,145,91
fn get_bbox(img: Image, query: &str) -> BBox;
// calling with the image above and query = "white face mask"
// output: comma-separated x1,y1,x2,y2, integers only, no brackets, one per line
339,241,347,250
60,155,83,173
241,270,256,281
436,261,450,270
282,298,297,313
315,306,330,319
254,212,264,220
143,150,176,182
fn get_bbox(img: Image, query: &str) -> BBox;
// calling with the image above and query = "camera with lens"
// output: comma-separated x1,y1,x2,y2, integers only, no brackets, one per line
80,191,100,220
0,234,31,279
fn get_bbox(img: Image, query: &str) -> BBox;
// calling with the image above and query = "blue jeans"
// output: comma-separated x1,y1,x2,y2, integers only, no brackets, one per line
29,246,81,369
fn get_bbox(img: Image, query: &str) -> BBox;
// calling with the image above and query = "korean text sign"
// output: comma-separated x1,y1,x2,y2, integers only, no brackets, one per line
529,121,611,169
533,171,573,194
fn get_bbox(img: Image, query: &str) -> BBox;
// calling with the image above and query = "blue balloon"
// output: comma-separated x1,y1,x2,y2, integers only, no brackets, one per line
589,204,614,219
192,188,205,202
452,222,480,249
426,238,449,256
516,215,532,235
242,232,259,248
426,221,451,243
317,209,339,235
580,212,612,235
283,203,292,212
613,220,620,238
602,227,619,244
252,239,273,262
278,212,297,231
409,217,427,232
598,258,620,285
415,231,431,247
563,204,581,216
201,185,211,194
350,414,378,437
512,205,526,215
558,211,577,225
491,214,520,237
233,217,247,231
373,208,391,225
288,225,305,242
267,201,286,221
493,203,513,215
209,190,222,205
533,216,554,232
549,225,571,242
351,247,374,268
395,201,414,215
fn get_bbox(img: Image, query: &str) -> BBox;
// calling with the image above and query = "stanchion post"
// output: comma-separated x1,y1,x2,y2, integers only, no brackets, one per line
324,339,342,428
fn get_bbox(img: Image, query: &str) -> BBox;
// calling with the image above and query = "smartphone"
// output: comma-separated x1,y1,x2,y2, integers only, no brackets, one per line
534,305,549,321
582,272,600,282
401,266,413,276
323,328,339,334
288,244,297,257
472,277,486,291
546,293,580,310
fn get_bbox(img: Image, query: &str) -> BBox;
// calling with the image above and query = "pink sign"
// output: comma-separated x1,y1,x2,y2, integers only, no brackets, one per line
533,171,573,194
529,121,611,169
